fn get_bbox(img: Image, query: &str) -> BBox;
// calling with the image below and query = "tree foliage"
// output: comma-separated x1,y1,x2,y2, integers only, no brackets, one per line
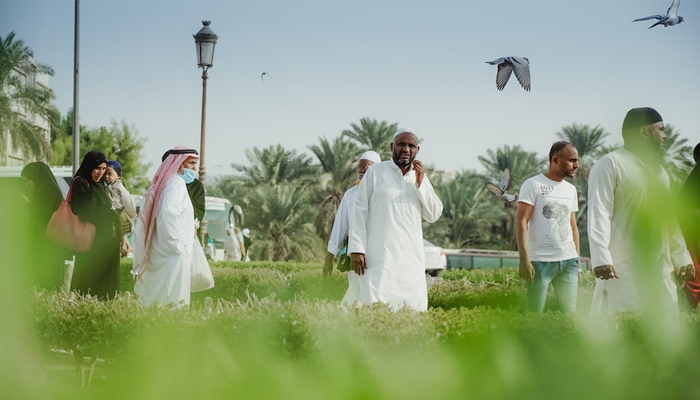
0,31,56,162
208,117,698,261
50,111,151,192
341,117,398,161
308,136,358,239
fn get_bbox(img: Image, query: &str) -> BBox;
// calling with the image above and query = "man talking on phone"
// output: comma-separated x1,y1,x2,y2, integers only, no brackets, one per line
346,127,443,311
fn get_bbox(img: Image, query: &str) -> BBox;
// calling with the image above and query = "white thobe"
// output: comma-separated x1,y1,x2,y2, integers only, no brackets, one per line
134,176,195,307
588,148,691,314
326,185,364,304
327,185,358,256
347,161,443,311
225,231,242,261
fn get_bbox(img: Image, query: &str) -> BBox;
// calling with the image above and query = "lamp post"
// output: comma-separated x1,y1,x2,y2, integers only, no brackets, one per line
193,20,218,246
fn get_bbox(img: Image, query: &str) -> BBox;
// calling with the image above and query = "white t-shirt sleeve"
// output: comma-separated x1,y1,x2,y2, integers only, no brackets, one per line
518,177,537,206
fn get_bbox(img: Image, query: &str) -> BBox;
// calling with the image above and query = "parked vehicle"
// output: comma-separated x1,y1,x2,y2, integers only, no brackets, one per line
424,239,447,276
443,248,591,271
204,197,244,261
0,165,72,199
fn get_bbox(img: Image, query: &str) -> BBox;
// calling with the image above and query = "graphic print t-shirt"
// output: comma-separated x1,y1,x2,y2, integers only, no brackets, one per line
518,173,579,262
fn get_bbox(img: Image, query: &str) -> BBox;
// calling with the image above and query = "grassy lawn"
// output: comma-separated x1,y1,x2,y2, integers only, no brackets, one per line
4,259,699,399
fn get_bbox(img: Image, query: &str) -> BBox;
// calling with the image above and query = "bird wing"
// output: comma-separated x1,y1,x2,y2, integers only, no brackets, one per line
668,0,680,16
509,57,531,92
485,182,505,197
495,62,513,91
498,168,511,192
633,15,664,22
504,193,517,203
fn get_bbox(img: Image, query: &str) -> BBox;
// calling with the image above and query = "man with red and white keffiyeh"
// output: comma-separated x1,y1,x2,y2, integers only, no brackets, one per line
132,146,201,307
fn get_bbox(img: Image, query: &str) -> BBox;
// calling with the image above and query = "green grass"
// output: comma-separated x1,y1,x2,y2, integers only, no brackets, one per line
4,259,700,399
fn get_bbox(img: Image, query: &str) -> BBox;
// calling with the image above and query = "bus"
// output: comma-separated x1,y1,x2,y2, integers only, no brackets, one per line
443,248,591,271
204,196,244,261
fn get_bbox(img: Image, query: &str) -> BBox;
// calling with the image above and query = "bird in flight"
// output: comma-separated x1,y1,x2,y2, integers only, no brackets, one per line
485,168,517,203
485,57,531,92
261,72,268,83
633,0,683,29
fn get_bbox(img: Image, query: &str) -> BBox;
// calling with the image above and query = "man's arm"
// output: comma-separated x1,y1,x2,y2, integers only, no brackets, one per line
587,157,618,280
415,173,443,223
515,202,535,282
187,179,206,222
570,212,581,274
349,169,373,275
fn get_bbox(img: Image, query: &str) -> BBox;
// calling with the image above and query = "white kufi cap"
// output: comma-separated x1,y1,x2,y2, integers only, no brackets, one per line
359,150,381,164
393,126,417,139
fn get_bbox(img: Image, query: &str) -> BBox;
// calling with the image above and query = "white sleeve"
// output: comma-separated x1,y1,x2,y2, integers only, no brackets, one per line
154,179,189,255
587,157,615,268
518,178,537,206
326,188,352,256
415,174,443,223
348,169,373,255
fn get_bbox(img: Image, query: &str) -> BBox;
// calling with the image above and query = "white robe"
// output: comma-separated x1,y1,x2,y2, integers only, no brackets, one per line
225,231,242,261
133,176,195,307
328,185,363,305
588,148,691,313
327,185,357,256
347,161,443,311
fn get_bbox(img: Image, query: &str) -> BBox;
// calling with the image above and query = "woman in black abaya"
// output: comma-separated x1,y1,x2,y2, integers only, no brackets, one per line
69,151,120,299
21,162,66,289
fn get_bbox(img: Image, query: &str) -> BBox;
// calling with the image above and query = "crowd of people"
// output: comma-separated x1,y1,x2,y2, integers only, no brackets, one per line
322,110,699,314
9,106,700,314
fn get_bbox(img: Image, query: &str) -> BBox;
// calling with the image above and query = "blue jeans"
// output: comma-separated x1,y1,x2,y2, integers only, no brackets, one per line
526,258,579,313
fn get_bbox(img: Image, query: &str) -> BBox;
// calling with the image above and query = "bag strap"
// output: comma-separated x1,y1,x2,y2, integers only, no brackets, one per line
66,176,85,203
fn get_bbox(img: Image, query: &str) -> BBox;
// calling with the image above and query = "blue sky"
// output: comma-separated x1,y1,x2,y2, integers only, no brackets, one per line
2,0,699,182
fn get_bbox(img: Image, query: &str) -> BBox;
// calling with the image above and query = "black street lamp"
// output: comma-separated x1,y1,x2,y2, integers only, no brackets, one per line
193,20,218,245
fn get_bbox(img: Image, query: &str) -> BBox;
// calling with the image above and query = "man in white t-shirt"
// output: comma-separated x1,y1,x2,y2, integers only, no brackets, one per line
516,141,581,312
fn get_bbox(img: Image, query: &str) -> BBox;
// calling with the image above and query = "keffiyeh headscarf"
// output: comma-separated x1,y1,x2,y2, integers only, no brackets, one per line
133,146,199,277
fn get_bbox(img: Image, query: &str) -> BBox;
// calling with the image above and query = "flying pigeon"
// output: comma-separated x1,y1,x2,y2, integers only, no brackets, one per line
261,72,268,83
485,168,517,203
633,0,683,29
485,57,531,92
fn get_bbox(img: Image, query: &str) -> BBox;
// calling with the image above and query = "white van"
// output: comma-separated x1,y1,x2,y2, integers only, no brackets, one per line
204,196,244,261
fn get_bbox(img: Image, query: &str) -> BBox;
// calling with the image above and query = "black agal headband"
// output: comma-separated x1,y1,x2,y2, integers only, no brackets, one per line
161,148,199,162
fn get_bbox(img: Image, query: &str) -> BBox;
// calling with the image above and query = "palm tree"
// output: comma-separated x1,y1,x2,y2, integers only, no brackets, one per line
341,117,398,161
308,136,359,239
0,31,56,162
554,124,612,257
661,124,694,187
242,183,323,261
425,170,513,250
231,144,319,188
556,124,609,161
478,144,546,191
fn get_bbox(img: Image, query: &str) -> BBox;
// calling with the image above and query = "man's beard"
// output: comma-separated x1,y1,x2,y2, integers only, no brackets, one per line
392,152,412,167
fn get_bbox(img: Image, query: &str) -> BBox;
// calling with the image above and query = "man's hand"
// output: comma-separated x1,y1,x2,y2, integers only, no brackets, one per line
594,264,619,280
413,160,424,187
678,264,696,282
322,252,334,277
351,253,366,275
519,260,535,282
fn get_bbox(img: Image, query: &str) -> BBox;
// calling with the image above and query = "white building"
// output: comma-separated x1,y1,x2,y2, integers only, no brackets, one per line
1,56,52,166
